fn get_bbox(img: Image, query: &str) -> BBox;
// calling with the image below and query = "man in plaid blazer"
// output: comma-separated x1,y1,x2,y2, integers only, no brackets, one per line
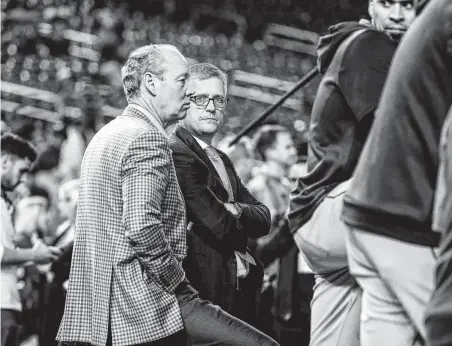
57,45,279,346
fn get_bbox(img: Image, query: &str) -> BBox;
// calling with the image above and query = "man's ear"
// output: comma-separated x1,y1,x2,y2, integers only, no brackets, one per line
143,72,158,96
1,154,11,170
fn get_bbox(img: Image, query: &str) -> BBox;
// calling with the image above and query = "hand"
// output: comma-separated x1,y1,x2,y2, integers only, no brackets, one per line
31,240,62,264
15,199,47,235
224,203,242,218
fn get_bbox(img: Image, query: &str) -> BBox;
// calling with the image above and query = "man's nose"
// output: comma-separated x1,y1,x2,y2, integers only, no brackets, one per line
186,84,195,97
205,99,216,113
389,4,405,23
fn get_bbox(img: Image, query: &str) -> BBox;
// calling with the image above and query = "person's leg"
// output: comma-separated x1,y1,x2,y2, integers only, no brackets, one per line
293,180,361,346
175,281,279,346
346,230,416,346
347,228,437,345
425,227,452,346
309,269,361,346
231,258,264,328
1,309,21,346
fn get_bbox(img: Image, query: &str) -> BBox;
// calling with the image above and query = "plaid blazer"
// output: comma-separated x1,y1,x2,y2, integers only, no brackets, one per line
57,106,187,346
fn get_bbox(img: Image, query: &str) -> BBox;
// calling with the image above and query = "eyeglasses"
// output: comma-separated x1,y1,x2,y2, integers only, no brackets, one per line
190,95,229,109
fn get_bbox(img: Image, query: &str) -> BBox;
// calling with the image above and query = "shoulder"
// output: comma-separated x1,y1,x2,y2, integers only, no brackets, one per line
120,129,171,171
169,134,195,158
168,133,185,152
343,30,397,68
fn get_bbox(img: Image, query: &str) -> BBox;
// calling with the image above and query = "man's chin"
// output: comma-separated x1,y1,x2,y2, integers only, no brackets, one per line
385,29,406,42
176,110,189,120
200,124,218,134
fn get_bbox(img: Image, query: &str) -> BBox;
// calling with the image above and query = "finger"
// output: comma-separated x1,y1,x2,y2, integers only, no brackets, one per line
49,246,63,256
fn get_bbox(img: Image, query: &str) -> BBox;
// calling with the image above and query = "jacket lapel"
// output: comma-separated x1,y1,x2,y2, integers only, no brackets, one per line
174,125,229,197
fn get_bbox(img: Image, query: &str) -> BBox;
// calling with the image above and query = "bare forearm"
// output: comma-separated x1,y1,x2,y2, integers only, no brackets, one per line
1,247,34,265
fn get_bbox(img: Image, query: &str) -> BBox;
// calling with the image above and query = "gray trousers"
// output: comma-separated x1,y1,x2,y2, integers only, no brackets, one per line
346,228,437,346
59,280,278,346
176,280,279,346
293,181,361,346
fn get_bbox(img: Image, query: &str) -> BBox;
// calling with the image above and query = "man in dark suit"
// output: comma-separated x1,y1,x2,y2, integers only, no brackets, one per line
169,62,271,326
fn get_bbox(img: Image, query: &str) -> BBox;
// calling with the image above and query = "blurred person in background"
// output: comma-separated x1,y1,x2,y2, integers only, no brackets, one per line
12,184,52,344
56,115,86,182
41,179,80,346
1,133,61,346
248,124,297,227
288,0,418,345
170,62,271,327
342,0,452,343
216,134,260,185
247,128,311,344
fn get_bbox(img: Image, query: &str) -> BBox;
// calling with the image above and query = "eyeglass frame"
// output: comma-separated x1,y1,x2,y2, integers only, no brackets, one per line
189,95,229,109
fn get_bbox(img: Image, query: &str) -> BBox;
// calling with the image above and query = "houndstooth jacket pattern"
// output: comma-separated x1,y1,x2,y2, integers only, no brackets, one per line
56,105,187,346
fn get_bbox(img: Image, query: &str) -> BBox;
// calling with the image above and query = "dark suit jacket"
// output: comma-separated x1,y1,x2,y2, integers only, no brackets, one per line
169,125,271,321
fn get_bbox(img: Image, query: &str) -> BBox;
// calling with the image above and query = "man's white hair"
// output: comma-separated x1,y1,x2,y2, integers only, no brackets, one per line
121,44,186,102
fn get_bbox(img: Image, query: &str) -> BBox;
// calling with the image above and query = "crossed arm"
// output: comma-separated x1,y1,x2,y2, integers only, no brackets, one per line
172,148,270,253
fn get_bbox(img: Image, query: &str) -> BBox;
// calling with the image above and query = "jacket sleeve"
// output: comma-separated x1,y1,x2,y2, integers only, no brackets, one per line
171,149,247,252
254,219,295,267
231,162,271,239
122,132,184,294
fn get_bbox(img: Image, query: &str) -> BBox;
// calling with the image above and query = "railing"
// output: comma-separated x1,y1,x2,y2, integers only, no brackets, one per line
263,23,320,56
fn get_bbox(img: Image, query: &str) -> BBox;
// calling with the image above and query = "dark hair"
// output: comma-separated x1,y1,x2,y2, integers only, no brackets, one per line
1,133,38,162
253,125,289,161
28,184,50,202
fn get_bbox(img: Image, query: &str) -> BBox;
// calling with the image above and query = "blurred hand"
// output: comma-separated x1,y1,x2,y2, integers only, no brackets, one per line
15,197,48,236
224,203,242,218
31,240,62,264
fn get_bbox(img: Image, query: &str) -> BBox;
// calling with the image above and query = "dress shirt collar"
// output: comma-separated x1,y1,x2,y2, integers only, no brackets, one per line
179,124,210,149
